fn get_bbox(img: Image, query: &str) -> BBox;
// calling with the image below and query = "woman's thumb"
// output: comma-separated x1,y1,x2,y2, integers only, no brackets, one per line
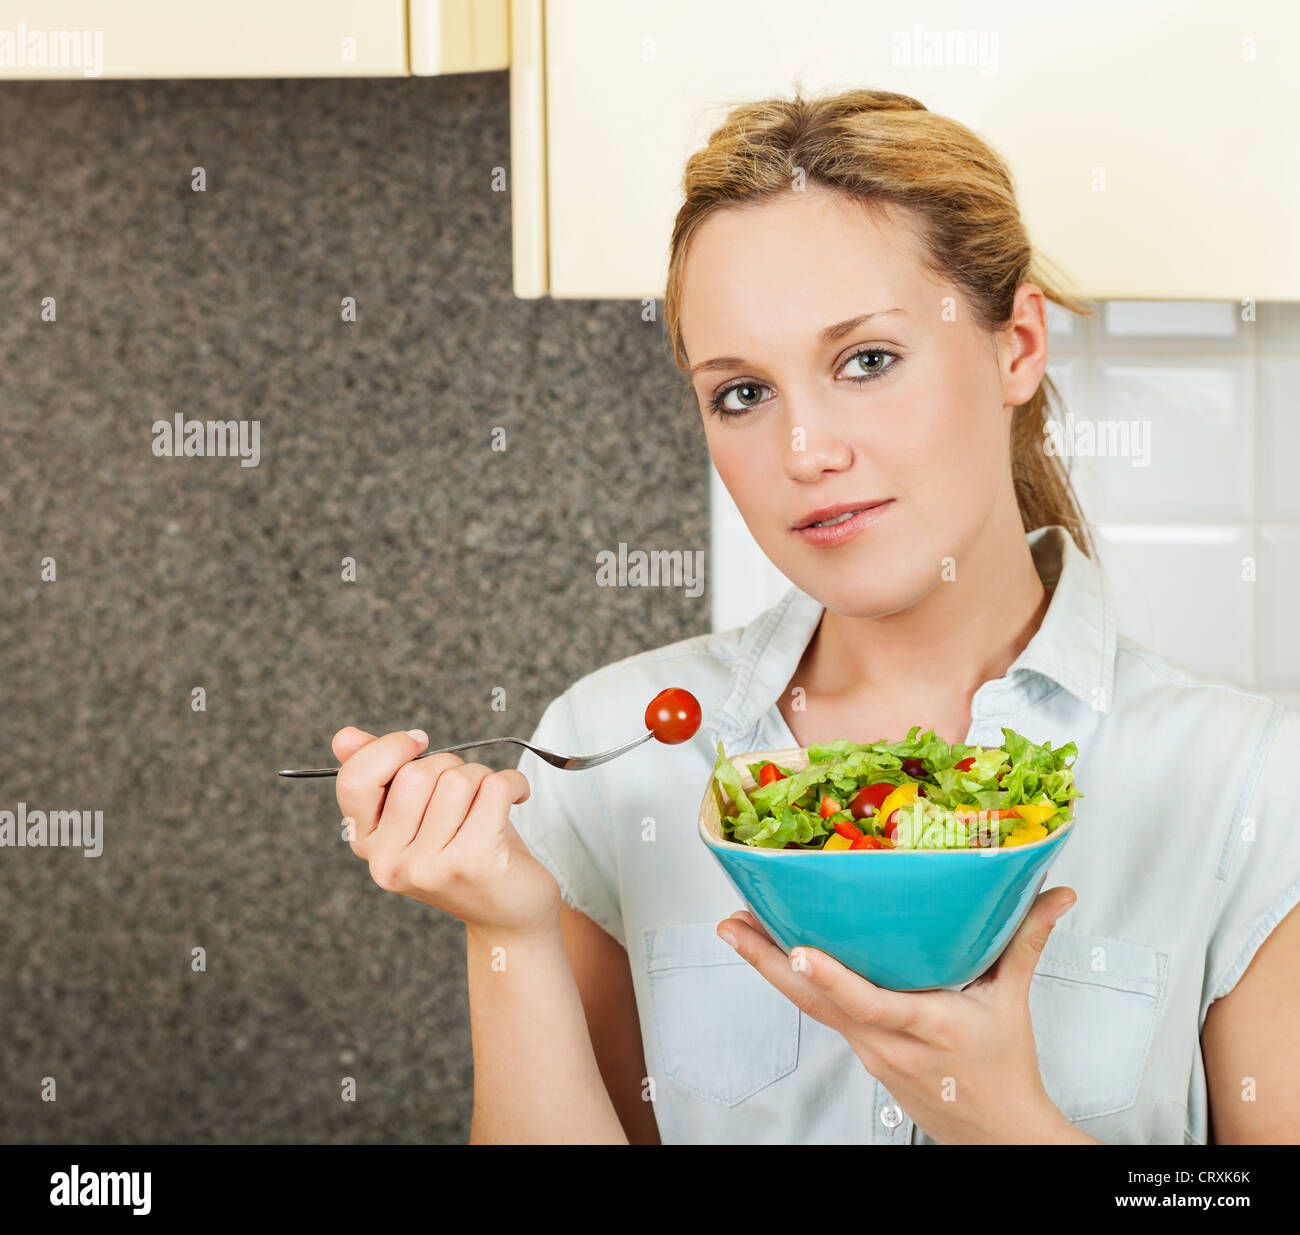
1002,887,1076,989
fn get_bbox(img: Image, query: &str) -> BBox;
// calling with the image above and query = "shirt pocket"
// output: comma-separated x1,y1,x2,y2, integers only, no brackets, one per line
1028,929,1168,1122
643,921,800,1107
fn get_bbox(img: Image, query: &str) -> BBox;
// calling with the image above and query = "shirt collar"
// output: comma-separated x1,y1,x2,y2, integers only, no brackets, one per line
707,524,1116,749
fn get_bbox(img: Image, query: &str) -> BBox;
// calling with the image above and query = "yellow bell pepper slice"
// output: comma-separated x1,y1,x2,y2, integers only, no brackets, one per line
876,781,920,824
823,832,854,851
1013,802,1057,826
1002,822,1048,848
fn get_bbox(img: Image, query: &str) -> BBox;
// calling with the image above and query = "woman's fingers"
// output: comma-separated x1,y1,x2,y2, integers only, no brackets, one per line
372,753,464,852
409,764,526,856
718,915,855,1032
326,725,556,935
987,887,1076,998
434,768,531,859
331,725,378,763
335,729,428,847
405,761,495,855
789,945,932,1038
727,908,771,942
720,913,932,1040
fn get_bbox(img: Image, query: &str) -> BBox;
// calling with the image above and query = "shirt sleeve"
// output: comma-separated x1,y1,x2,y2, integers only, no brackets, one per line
1202,703,1300,1025
508,689,626,948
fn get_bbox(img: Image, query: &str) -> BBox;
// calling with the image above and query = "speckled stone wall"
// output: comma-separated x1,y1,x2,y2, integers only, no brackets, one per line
0,74,710,1143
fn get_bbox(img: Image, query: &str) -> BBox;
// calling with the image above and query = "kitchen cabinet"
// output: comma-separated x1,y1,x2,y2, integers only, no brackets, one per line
0,0,507,79
512,0,1300,300
411,0,508,76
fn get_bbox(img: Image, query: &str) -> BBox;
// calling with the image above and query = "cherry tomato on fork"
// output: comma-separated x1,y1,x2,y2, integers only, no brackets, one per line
644,688,702,744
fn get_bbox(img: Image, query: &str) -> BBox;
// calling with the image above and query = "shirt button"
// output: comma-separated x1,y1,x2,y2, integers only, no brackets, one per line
880,1103,903,1129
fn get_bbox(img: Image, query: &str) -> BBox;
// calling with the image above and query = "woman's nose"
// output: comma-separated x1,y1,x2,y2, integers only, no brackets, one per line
781,408,853,480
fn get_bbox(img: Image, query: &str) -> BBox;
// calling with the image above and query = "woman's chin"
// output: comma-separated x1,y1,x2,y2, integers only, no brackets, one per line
778,571,920,621
765,543,924,619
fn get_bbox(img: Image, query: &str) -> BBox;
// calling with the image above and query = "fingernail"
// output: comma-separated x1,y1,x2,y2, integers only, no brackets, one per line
406,729,428,746
718,928,737,949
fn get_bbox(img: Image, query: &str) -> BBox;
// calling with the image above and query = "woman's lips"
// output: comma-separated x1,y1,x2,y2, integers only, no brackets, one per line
791,499,894,546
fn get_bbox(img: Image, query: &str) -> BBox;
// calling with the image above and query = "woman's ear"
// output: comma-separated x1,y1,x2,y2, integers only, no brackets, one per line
1000,283,1050,408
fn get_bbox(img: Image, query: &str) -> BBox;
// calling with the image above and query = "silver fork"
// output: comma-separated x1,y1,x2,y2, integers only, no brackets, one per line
277,729,656,778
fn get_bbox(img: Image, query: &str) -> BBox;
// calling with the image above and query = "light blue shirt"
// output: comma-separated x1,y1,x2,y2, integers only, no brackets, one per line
509,524,1300,1144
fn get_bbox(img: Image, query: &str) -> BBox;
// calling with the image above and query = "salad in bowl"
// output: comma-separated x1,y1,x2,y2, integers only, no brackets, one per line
711,725,1081,852
700,725,1084,988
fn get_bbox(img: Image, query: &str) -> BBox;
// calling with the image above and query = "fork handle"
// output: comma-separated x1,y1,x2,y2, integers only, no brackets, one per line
277,736,526,778
412,737,526,761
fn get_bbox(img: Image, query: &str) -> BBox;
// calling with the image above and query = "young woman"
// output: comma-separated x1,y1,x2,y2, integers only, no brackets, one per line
330,89,1300,1145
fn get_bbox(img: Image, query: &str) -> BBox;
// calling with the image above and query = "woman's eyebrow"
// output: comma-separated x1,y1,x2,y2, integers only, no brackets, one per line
819,308,906,345
689,308,907,376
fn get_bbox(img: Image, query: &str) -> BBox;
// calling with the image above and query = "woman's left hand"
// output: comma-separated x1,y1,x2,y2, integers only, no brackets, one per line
717,887,1080,1144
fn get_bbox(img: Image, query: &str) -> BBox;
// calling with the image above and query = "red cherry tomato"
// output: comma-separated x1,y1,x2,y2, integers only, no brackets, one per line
955,756,976,772
832,819,863,841
759,761,786,786
644,688,701,744
851,833,886,850
819,795,841,819
849,782,893,819
883,811,901,840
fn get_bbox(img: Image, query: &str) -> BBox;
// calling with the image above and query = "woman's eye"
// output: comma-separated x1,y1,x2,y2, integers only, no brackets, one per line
707,349,900,419
841,348,900,380
709,381,771,417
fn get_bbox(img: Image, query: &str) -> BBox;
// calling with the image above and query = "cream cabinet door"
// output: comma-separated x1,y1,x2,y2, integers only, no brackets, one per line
0,1,408,78
516,0,1300,300
410,0,508,75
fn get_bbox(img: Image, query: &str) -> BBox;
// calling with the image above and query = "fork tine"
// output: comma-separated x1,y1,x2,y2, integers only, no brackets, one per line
561,730,655,769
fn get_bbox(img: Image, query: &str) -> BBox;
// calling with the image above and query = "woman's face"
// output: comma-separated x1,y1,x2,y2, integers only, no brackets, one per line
679,183,1045,618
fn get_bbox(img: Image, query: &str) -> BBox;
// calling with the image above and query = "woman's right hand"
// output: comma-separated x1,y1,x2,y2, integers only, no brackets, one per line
332,726,563,938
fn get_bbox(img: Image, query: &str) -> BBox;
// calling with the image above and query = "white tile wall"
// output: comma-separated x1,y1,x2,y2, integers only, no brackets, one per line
1258,527,1300,691
710,301,1300,713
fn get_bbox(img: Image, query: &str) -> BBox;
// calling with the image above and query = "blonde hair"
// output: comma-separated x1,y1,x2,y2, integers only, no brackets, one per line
664,87,1098,559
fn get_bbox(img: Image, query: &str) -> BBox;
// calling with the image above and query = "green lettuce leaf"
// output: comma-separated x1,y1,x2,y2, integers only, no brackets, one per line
712,740,758,833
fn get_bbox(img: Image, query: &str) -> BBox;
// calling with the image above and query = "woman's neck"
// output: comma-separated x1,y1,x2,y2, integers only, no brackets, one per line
780,510,1051,746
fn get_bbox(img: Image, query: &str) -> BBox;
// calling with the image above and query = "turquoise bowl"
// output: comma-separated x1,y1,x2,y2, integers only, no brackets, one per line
699,745,1076,991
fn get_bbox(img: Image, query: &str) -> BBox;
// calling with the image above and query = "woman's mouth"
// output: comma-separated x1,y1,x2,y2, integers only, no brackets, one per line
810,510,859,527
792,499,894,546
